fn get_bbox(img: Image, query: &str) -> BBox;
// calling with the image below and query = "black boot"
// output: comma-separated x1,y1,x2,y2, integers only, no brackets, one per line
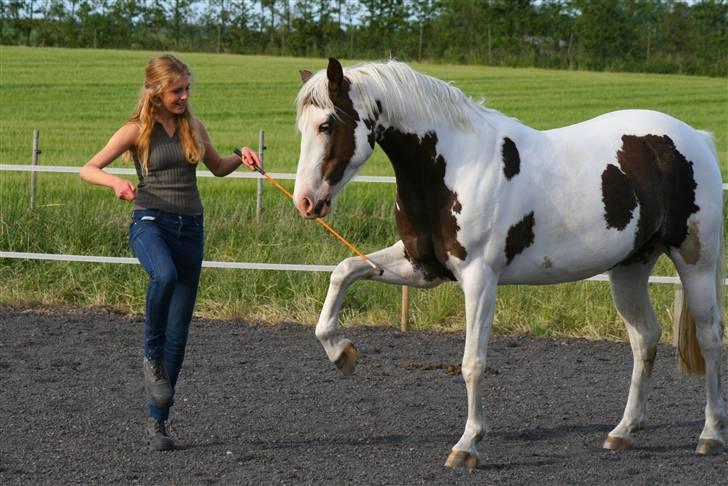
143,357,173,407
145,417,174,451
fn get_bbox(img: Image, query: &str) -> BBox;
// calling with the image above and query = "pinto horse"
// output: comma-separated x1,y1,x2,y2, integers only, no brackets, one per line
293,58,725,468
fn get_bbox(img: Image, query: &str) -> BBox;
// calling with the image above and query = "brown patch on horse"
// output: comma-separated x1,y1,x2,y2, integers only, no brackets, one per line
679,220,701,264
363,117,377,149
505,212,535,264
502,137,520,180
613,134,700,264
320,58,360,186
362,101,382,149
601,164,637,230
378,128,465,281
543,256,553,268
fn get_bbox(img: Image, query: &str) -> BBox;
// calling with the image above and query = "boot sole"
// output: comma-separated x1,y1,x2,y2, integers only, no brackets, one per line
146,437,175,451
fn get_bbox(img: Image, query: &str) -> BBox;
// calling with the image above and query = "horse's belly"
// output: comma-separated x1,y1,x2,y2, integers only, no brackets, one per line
496,227,637,285
499,261,611,285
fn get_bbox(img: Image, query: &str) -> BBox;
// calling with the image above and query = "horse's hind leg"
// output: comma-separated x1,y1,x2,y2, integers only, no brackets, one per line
604,251,662,450
671,242,727,454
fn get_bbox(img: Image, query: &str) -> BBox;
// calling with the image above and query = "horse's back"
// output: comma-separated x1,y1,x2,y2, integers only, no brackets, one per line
549,109,718,168
542,109,721,199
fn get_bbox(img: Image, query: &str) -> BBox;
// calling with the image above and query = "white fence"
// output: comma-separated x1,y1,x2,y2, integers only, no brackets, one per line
0,164,397,183
2,163,727,331
2,163,726,283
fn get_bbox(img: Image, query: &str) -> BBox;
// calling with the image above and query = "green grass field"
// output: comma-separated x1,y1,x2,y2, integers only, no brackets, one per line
1,46,726,341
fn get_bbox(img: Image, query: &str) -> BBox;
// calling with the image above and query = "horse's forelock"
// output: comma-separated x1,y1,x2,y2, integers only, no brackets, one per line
296,70,335,123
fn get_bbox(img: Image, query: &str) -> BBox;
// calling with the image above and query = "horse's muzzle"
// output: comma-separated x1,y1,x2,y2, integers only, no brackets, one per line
297,195,331,219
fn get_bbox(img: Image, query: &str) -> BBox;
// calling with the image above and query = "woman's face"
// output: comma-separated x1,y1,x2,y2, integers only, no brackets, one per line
158,75,190,116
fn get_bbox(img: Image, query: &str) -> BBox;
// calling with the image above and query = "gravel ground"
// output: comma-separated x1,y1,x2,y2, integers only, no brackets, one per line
1,307,726,485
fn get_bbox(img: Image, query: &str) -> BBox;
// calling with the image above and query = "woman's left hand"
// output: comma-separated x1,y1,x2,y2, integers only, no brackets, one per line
239,147,262,172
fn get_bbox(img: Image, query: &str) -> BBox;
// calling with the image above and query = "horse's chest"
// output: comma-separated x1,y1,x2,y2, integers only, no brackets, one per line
394,190,465,281
379,127,468,281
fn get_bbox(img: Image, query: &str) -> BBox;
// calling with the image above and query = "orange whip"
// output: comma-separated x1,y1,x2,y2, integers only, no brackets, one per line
235,149,381,273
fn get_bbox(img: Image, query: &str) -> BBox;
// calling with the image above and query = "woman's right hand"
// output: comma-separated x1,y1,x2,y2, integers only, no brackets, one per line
112,178,137,201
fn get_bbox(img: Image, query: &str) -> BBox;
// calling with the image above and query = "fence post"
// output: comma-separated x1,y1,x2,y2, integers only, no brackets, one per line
255,129,265,224
401,286,410,332
672,284,684,347
30,128,40,209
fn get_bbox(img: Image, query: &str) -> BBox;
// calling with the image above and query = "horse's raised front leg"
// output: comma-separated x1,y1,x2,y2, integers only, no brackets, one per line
445,262,497,470
316,240,445,375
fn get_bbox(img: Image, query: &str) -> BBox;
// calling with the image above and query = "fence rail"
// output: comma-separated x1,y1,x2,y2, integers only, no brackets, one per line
0,251,336,272
3,251,720,285
3,164,726,189
0,164,397,183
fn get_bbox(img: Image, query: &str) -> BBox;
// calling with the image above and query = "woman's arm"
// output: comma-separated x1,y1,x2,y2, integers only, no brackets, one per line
197,119,260,177
80,122,138,201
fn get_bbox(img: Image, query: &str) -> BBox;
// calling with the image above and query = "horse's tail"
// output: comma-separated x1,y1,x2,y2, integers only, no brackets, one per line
676,293,705,375
675,130,724,374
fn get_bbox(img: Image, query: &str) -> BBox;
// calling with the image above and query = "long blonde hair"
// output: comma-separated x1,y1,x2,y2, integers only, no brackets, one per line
126,54,204,173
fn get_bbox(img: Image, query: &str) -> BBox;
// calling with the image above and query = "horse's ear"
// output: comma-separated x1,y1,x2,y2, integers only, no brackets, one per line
299,70,313,83
327,58,344,90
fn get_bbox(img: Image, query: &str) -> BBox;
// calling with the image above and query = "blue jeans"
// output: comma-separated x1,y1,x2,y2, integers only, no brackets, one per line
129,209,204,421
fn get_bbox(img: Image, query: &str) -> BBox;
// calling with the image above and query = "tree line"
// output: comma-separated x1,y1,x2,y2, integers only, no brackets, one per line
2,1,726,76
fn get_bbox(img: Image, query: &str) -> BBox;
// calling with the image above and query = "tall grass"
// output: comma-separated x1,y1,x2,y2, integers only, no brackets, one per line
1,46,726,341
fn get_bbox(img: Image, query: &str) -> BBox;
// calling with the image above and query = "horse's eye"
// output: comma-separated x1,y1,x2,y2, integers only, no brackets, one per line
319,122,331,134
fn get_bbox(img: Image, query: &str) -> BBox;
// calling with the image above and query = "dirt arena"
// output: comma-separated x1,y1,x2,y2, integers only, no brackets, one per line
1,308,726,484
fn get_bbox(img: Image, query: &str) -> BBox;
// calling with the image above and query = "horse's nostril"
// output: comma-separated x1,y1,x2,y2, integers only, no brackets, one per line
314,199,327,215
301,196,313,214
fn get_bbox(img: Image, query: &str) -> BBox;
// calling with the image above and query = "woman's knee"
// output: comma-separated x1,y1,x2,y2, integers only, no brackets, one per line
151,267,178,290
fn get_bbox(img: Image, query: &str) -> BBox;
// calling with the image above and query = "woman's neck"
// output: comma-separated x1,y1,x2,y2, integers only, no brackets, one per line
155,113,178,137
156,111,176,126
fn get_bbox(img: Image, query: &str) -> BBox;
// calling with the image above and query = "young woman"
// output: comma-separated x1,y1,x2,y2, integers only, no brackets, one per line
80,54,260,451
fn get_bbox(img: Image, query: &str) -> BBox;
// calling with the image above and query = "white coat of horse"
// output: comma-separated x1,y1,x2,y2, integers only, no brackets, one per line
293,58,725,469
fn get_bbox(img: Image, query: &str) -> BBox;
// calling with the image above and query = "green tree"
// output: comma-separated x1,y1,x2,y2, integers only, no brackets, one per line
358,0,411,58
573,0,636,70
684,0,727,75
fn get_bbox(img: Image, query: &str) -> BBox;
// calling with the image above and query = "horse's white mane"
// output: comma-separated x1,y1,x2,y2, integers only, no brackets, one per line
296,60,489,131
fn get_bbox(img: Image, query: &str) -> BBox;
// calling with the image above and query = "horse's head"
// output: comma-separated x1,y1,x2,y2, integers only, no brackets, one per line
293,58,376,219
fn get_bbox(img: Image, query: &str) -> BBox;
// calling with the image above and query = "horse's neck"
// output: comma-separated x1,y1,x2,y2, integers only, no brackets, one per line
374,107,527,174
373,106,545,229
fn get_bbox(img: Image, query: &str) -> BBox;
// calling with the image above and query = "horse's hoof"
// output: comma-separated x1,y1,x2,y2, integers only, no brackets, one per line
444,449,478,470
603,435,631,450
696,438,724,455
334,342,358,375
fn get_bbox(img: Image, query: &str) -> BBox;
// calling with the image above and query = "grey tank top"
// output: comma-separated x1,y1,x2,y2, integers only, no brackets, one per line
133,123,203,215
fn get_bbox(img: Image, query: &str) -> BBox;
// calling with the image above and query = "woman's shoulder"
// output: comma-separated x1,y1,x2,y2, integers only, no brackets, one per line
191,116,207,131
119,121,142,138
191,116,211,140
105,121,140,149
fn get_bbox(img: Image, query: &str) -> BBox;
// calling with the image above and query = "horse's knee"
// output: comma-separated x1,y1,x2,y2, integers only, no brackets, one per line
329,257,360,288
